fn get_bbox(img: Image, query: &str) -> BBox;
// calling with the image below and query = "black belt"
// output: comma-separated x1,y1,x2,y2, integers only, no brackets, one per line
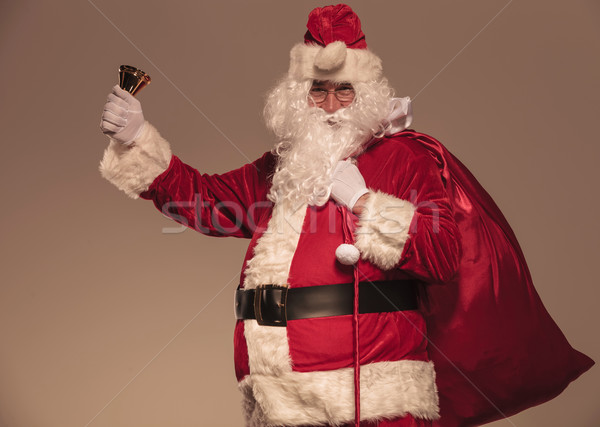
235,280,419,326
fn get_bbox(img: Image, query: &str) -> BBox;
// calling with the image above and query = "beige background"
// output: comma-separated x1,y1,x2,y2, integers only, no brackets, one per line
0,1,598,426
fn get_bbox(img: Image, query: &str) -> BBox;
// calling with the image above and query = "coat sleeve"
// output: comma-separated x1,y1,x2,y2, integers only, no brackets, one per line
354,142,461,284
99,121,275,239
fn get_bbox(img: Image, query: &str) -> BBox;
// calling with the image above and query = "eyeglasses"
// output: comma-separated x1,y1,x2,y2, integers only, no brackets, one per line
308,87,355,103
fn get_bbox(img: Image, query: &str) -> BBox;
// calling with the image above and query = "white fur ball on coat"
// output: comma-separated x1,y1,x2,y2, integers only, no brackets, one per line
335,243,360,265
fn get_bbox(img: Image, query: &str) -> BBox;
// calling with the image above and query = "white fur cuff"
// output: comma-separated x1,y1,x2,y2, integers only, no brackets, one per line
99,122,172,198
354,191,416,270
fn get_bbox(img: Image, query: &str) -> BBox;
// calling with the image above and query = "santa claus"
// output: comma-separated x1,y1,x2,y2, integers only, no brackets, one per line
99,4,593,427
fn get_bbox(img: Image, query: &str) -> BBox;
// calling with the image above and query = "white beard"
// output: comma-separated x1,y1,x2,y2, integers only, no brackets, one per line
264,78,393,207
268,108,375,207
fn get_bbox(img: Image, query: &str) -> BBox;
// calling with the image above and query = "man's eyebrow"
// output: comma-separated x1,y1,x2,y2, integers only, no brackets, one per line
311,81,353,87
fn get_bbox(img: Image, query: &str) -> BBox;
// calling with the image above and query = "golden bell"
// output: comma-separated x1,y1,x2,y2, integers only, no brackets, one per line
118,65,151,96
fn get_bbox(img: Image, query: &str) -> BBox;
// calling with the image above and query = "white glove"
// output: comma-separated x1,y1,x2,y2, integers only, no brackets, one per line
100,85,145,145
384,97,413,136
331,160,369,210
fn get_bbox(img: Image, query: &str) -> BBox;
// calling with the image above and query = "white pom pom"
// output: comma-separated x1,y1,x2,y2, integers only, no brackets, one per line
335,243,360,265
314,41,347,71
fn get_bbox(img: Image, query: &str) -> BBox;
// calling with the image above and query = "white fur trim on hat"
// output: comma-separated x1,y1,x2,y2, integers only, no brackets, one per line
289,43,383,82
99,121,172,199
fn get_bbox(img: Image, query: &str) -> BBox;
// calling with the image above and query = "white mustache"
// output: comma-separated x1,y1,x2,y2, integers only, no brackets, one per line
321,108,351,125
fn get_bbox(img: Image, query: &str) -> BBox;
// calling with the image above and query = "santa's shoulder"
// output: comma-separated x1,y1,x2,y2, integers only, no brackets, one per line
362,130,441,164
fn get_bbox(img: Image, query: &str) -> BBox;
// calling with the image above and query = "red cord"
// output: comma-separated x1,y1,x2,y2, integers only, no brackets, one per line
353,264,361,426
340,206,361,426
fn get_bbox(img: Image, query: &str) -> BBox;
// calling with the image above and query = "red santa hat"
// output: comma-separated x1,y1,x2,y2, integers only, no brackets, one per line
289,4,383,83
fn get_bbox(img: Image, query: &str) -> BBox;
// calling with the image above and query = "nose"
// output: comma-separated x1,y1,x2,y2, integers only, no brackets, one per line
320,92,343,113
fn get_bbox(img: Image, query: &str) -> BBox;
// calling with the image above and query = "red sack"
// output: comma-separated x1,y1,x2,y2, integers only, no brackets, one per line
399,131,594,426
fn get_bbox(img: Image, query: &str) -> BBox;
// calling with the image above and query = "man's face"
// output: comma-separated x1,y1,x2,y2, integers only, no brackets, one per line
308,80,355,114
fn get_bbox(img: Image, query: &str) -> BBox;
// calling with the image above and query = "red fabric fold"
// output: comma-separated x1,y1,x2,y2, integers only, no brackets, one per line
304,4,367,49
393,130,594,426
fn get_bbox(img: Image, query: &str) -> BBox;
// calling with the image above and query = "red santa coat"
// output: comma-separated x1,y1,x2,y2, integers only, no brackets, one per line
100,122,459,425
100,122,592,426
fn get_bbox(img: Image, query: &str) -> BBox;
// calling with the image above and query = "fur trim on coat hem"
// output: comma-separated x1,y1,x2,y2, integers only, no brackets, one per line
239,360,439,426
